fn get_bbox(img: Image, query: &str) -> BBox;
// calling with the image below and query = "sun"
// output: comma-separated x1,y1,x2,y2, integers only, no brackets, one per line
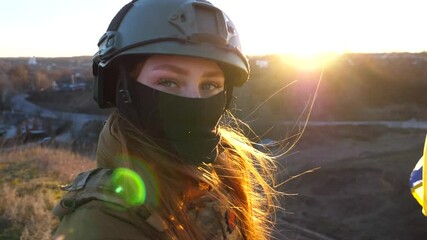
238,18,344,71
280,52,342,71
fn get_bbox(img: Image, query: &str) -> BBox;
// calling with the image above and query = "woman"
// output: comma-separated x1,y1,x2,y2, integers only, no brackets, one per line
52,0,279,239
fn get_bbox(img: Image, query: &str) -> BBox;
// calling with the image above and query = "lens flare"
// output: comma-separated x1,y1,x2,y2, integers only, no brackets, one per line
111,168,146,206
110,154,161,207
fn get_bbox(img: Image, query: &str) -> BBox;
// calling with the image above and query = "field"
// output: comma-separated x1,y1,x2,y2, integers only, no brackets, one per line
274,125,427,239
0,147,95,240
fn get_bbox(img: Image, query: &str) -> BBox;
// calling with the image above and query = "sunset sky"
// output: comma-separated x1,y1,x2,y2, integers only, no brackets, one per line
1,0,426,58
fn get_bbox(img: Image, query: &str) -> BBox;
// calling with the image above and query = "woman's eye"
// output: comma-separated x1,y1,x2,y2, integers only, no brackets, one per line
201,82,222,91
158,79,178,88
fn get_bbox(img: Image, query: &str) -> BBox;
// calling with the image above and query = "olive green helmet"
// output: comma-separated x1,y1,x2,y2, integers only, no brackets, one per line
93,0,250,108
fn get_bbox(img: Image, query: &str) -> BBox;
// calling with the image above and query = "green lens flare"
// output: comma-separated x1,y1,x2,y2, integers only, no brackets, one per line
111,168,146,206
115,186,124,194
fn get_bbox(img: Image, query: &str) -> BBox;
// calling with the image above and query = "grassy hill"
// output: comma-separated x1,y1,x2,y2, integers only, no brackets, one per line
0,147,95,240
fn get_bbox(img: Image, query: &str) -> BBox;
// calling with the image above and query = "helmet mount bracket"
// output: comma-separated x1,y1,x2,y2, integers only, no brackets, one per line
168,2,231,47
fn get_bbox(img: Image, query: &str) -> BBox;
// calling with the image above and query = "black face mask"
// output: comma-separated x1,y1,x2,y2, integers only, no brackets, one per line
117,80,226,165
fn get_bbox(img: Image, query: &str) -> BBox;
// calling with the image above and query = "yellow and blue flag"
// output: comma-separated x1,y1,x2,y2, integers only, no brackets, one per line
410,134,427,216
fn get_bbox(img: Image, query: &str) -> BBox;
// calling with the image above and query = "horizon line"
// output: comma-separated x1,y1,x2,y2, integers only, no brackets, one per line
1,50,427,59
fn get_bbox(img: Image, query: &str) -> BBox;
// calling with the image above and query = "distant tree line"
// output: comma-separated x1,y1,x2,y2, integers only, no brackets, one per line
5,64,92,92
0,57,93,110
234,53,427,122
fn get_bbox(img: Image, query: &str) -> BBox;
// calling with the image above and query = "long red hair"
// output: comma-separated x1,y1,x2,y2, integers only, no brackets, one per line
96,111,279,239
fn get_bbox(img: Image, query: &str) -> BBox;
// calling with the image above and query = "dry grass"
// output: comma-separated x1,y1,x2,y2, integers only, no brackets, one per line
0,146,96,240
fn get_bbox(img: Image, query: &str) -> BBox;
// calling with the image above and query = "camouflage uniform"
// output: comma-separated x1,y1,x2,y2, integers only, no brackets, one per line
52,168,243,239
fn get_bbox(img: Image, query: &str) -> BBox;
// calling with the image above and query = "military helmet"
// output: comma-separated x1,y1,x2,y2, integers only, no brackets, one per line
93,0,250,108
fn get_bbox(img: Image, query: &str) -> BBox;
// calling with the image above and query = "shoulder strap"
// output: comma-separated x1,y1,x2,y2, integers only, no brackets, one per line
53,168,144,218
60,168,109,191
52,168,168,232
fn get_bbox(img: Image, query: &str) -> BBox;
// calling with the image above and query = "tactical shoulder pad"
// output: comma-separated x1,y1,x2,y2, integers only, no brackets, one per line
52,168,146,219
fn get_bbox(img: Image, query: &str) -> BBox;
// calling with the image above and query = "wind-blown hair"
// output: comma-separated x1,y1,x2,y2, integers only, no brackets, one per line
96,110,280,239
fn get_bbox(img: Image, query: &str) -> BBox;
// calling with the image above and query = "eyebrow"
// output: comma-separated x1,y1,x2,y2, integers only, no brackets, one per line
152,64,224,78
202,70,224,78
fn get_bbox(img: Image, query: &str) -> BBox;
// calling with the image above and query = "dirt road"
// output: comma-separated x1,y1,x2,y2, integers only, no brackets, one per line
275,125,427,239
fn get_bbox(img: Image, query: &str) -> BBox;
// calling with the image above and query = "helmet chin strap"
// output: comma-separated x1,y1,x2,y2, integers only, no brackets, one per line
225,83,234,109
117,63,133,105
